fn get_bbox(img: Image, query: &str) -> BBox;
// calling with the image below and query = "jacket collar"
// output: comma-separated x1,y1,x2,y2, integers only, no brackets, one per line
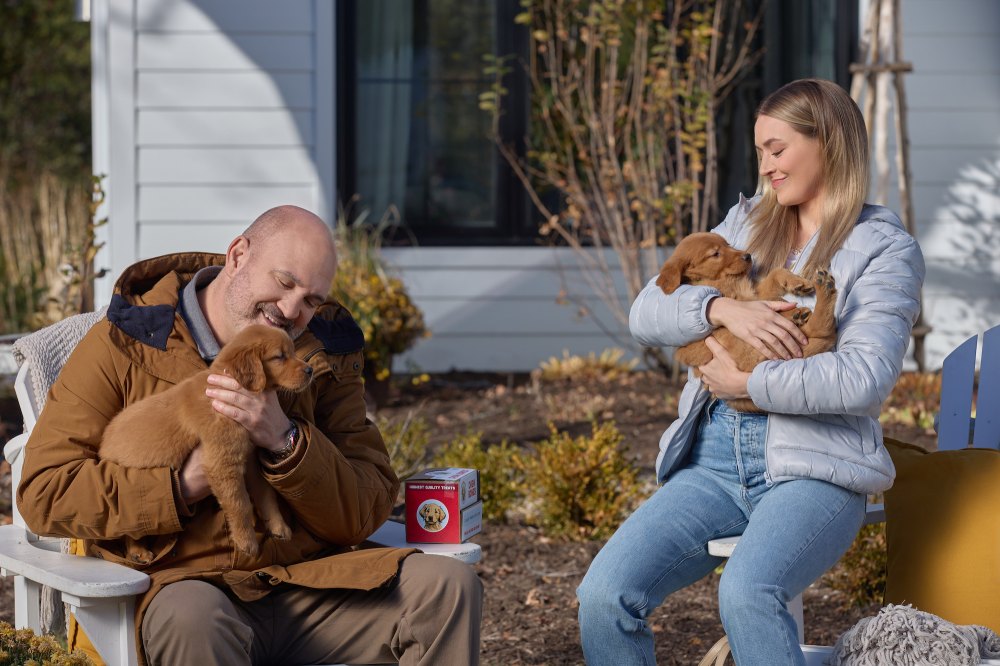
107,253,365,384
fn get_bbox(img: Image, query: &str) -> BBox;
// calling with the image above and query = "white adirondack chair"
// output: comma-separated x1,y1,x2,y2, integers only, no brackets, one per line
703,324,1000,665
0,312,480,666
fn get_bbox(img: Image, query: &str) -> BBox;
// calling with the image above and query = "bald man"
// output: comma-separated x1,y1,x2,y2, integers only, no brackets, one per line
19,206,483,666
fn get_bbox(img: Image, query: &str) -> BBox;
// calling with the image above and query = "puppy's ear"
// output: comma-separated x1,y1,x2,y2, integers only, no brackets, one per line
656,258,685,294
229,345,267,392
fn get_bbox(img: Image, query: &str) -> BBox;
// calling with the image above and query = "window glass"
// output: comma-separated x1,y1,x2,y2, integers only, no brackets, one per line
352,0,497,233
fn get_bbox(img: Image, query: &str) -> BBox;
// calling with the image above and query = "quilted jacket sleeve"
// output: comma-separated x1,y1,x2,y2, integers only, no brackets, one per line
747,218,925,416
629,201,743,349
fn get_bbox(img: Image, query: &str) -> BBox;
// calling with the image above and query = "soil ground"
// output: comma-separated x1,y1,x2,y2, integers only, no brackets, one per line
0,370,936,665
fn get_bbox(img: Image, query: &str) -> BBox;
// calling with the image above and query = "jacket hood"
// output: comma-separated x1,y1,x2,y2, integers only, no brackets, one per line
106,252,364,385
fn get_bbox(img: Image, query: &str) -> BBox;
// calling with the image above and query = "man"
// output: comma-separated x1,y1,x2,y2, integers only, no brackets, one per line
18,206,483,665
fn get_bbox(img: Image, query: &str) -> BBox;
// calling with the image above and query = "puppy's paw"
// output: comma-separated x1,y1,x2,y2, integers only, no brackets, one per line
814,269,836,294
787,279,815,296
128,549,155,565
233,535,260,559
790,307,812,326
268,523,293,541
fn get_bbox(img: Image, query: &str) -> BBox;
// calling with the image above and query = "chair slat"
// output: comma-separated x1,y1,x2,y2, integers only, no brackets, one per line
973,325,1000,449
938,335,977,451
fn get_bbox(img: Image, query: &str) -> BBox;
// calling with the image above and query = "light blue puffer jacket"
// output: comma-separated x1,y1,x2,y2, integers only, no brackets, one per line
631,194,925,494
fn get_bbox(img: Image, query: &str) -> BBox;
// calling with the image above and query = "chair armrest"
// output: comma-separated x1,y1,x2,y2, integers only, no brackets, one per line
0,525,149,600
3,432,27,466
367,520,482,565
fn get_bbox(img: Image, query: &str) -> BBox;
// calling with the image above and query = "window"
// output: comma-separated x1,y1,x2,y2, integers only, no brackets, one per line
338,0,857,244
337,0,531,245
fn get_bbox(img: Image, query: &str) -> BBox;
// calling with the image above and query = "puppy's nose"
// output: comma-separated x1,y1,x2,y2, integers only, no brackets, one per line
742,253,752,262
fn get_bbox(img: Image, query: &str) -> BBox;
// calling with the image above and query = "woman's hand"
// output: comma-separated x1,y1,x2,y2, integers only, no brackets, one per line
205,374,289,452
706,296,807,360
698,336,752,400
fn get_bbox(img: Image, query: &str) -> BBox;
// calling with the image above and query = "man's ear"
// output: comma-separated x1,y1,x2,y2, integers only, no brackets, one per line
655,258,685,294
225,235,251,276
229,344,267,392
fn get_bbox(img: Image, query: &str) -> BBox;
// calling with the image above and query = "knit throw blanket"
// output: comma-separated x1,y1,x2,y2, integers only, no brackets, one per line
11,308,108,413
829,604,1000,666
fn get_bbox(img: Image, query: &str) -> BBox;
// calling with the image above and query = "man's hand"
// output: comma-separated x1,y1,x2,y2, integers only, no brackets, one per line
178,445,212,505
706,296,807,361
205,373,289,453
698,336,752,400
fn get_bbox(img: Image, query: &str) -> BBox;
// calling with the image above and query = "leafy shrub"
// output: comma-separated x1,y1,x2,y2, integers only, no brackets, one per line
0,621,93,665
520,421,645,541
880,372,942,431
376,411,430,484
432,431,525,523
533,348,638,384
329,207,427,382
824,521,887,607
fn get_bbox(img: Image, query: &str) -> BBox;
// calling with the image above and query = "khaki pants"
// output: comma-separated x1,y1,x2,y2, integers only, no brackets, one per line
142,554,483,666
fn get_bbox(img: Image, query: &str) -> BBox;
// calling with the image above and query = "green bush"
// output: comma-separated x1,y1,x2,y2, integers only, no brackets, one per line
824,521,887,607
0,621,93,665
521,421,645,541
432,431,525,523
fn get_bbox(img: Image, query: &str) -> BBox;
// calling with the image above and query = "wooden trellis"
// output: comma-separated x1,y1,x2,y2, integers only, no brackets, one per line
850,0,931,371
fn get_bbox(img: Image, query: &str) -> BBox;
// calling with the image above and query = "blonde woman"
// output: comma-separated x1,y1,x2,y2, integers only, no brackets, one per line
577,79,924,664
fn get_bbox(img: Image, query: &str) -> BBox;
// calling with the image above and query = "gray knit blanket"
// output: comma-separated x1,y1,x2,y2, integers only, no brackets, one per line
11,307,107,412
829,604,1000,666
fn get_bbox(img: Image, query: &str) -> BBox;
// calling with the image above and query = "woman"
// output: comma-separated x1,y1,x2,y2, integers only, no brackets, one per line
576,79,925,665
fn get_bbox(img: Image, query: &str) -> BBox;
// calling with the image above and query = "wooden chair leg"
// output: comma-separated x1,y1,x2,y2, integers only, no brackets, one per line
789,592,805,643
65,594,139,666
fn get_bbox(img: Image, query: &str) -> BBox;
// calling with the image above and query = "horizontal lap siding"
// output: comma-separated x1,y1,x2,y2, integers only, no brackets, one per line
880,0,1000,369
133,0,320,260
384,247,641,372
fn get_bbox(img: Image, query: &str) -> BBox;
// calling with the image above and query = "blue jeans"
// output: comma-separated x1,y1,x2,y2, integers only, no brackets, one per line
577,400,865,665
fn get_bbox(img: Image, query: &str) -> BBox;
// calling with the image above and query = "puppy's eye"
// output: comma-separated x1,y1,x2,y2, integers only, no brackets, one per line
713,250,720,257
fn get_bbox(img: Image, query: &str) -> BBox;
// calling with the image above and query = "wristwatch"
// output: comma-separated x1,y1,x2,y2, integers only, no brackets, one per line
265,420,300,463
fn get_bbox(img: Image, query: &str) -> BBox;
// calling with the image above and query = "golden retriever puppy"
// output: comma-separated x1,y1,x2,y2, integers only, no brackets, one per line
656,232,837,413
419,502,447,532
99,324,313,562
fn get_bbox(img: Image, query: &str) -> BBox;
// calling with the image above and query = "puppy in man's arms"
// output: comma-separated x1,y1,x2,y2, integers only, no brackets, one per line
656,232,838,413
99,324,313,563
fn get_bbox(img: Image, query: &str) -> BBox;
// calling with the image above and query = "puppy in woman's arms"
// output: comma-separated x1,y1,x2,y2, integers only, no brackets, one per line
656,232,838,412
99,324,313,563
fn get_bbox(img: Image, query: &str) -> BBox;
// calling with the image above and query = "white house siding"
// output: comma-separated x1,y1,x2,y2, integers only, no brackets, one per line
881,0,1000,368
385,247,637,373
93,0,335,305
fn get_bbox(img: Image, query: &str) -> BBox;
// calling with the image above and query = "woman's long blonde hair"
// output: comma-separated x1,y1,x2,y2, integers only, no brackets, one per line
746,79,870,275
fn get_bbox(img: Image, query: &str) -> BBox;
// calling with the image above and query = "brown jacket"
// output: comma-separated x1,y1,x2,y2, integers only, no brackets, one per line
17,252,414,661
